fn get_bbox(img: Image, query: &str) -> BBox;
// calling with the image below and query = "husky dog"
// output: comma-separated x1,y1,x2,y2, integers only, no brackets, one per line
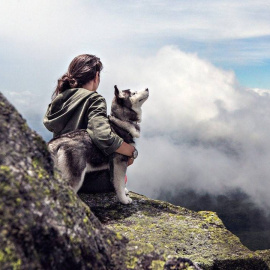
47,86,149,204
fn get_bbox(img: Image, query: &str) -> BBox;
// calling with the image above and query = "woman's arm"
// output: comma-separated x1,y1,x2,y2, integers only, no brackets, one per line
116,142,135,166
87,94,124,155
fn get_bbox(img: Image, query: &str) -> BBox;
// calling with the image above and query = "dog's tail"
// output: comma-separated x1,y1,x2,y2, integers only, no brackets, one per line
47,141,56,154
47,141,66,170
47,139,63,161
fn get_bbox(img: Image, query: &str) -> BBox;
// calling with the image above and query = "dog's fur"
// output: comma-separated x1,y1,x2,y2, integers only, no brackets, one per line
47,86,149,204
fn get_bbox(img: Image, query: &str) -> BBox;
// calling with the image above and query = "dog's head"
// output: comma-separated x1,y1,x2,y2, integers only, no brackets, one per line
111,85,149,123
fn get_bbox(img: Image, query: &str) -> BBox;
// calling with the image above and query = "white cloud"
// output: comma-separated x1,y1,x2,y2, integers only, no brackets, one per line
1,0,270,55
251,88,270,96
104,46,248,131
103,46,270,209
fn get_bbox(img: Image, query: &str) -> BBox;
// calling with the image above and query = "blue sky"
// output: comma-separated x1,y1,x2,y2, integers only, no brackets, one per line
1,1,270,205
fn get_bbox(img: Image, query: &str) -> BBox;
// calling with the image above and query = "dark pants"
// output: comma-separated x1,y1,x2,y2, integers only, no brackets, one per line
78,170,115,193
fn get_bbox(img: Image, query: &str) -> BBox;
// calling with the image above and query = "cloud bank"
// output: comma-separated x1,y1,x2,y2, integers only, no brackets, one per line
2,1,270,43
103,46,270,209
1,0,270,64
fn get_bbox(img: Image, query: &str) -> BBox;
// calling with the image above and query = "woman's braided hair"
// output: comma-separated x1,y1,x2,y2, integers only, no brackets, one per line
52,54,103,100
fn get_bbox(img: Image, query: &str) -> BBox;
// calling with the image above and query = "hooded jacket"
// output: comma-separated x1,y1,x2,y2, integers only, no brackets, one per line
43,88,123,156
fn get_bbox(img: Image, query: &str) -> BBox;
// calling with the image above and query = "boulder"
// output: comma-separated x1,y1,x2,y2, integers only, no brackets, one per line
0,93,127,269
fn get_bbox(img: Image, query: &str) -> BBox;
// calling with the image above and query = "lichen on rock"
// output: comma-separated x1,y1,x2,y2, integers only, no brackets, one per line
79,191,270,269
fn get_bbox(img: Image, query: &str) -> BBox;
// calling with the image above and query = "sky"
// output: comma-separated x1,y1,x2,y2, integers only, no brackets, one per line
1,0,270,208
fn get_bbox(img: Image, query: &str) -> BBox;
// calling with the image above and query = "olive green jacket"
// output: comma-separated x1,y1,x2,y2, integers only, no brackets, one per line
43,88,123,156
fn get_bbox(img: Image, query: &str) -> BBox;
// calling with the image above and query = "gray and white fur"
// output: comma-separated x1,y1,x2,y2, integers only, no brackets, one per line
47,85,149,204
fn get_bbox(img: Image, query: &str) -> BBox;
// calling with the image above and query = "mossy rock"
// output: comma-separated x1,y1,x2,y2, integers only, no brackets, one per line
0,92,127,269
80,192,269,269
255,250,270,268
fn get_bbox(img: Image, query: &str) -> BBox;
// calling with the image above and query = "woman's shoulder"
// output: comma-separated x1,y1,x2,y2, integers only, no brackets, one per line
70,88,103,101
84,90,105,102
76,88,101,96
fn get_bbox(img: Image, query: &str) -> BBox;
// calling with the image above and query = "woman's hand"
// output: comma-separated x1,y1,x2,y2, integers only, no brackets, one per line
127,157,134,166
115,142,136,166
115,142,135,157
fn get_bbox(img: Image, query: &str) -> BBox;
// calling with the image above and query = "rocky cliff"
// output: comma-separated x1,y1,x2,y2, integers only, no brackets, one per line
0,91,269,270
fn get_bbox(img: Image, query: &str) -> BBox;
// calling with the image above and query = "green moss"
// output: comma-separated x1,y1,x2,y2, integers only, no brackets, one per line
128,241,155,256
44,187,51,195
126,256,138,269
150,260,165,270
255,250,270,268
0,251,4,262
15,198,21,204
12,259,21,270
32,157,49,180
115,232,123,240
0,165,11,175
198,211,224,227
32,157,40,169
106,239,112,245
0,246,21,270
5,248,12,255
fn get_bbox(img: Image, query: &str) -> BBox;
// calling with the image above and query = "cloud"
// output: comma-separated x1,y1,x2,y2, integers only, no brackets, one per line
103,46,270,209
1,1,270,62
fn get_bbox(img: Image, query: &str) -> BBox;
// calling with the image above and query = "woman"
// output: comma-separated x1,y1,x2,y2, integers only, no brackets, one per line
43,54,135,190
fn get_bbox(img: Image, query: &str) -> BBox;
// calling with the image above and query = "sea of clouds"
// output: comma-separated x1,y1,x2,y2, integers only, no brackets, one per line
101,46,270,210
3,45,270,210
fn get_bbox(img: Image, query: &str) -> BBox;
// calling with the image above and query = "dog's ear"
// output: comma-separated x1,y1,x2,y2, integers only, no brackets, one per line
114,85,123,97
114,85,125,104
114,85,119,96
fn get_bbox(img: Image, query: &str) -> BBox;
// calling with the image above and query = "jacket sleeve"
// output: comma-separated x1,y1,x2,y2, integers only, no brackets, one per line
86,94,123,156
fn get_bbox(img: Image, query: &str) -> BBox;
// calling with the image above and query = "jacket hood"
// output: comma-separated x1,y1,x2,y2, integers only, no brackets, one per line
43,88,94,134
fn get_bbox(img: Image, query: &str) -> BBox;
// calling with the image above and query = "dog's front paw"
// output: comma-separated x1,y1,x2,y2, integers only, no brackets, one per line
125,187,129,195
119,195,133,204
